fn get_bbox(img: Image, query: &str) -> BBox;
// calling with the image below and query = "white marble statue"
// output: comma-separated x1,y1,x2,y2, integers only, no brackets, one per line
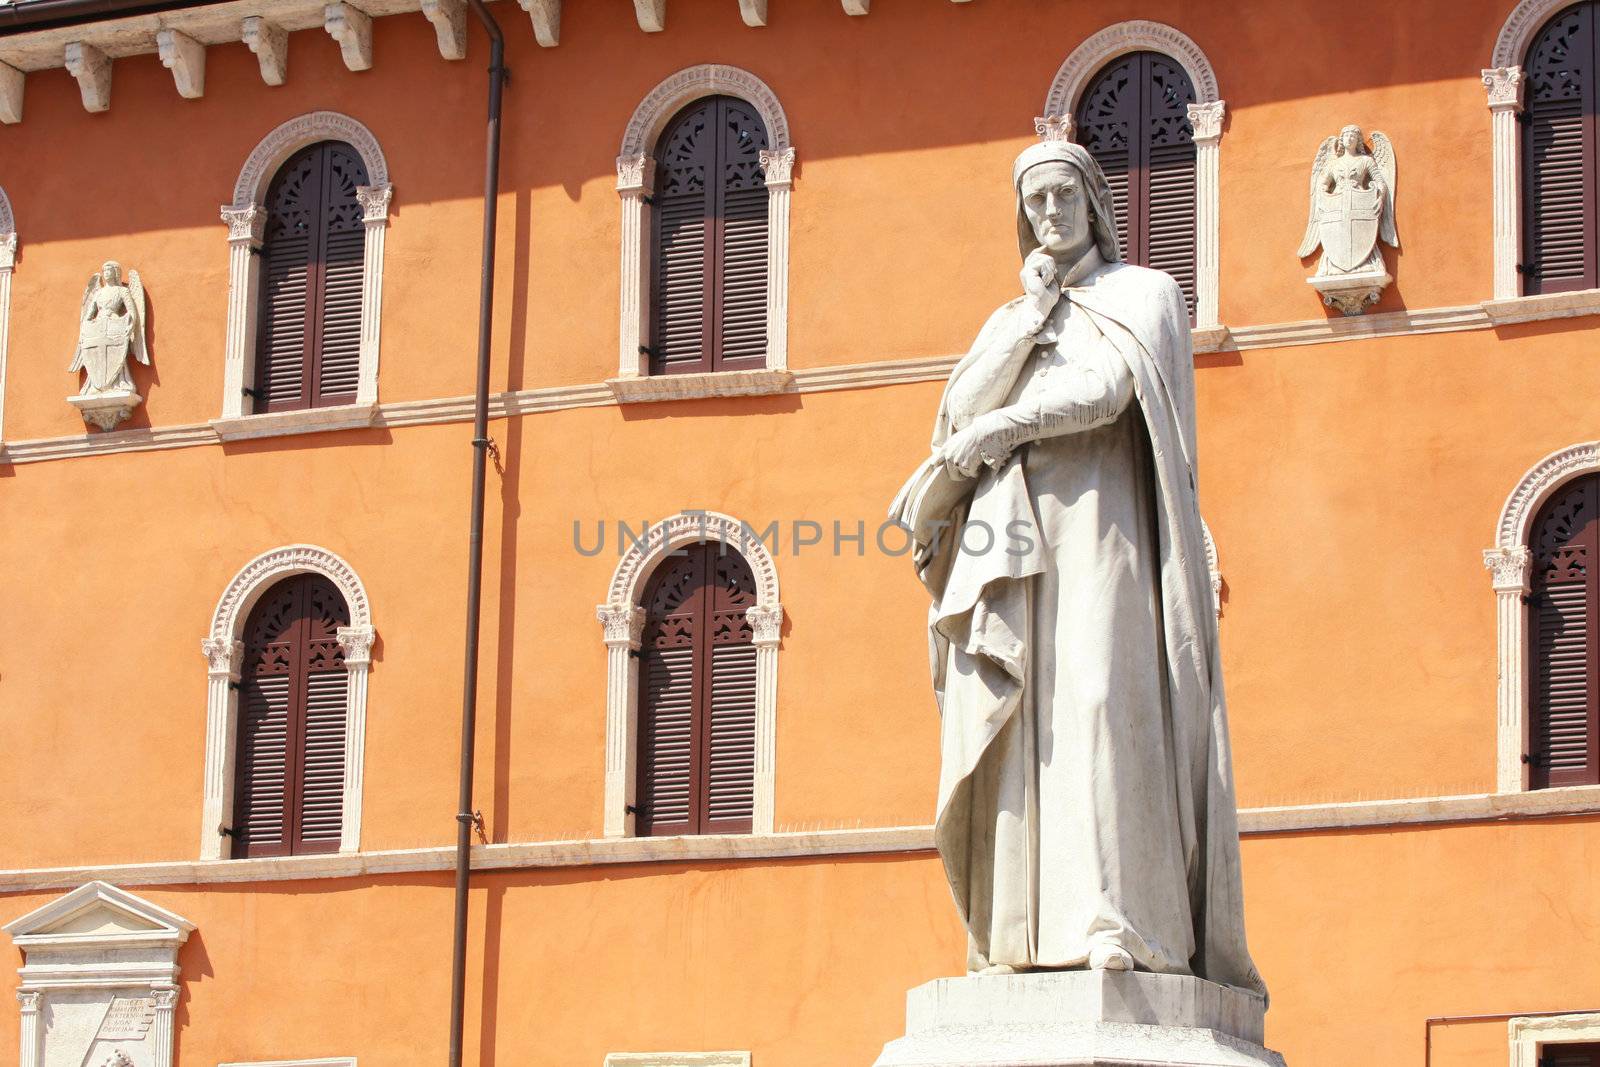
890,140,1266,998
1297,125,1398,314
70,261,147,397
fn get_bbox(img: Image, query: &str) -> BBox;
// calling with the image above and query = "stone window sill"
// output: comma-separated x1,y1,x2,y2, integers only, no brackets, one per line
210,402,379,442
606,369,796,404
1482,288,1600,326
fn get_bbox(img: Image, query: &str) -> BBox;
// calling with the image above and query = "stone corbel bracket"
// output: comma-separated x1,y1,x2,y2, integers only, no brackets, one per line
64,41,111,113
421,0,467,60
157,29,206,99
1307,270,1393,317
0,61,24,124
325,3,374,72
519,0,561,46
633,0,665,32
242,17,289,86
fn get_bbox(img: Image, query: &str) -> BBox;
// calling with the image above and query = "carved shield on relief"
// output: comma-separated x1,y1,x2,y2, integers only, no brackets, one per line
1317,185,1382,272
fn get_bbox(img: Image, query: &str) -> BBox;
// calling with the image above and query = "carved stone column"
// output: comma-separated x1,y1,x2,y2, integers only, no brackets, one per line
199,637,243,859
1483,66,1526,301
149,987,178,1067
598,603,646,837
0,231,15,445
16,991,41,1067
1485,545,1533,792
747,602,784,834
615,155,656,379
759,147,795,371
1187,100,1226,329
355,184,392,406
219,206,265,419
337,624,377,852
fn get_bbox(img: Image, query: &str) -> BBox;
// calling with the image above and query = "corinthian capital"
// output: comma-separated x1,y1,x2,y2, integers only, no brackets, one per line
337,624,376,666
616,154,654,194
1187,100,1226,144
356,183,393,223
200,637,243,679
220,205,265,246
1482,66,1525,111
596,603,646,649
1033,114,1074,143
746,603,783,648
1483,546,1533,592
758,147,795,189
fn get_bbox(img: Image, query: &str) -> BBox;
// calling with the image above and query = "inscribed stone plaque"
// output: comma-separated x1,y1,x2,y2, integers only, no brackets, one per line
95,998,156,1041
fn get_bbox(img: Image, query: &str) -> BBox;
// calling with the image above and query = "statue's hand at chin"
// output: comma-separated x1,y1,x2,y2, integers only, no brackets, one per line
1020,250,1060,322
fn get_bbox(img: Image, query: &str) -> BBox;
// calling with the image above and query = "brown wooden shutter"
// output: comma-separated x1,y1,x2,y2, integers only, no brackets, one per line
1524,3,1600,294
233,574,351,856
637,543,758,836
650,96,770,375
254,141,369,412
1077,52,1198,321
1543,1045,1600,1067
1529,473,1600,788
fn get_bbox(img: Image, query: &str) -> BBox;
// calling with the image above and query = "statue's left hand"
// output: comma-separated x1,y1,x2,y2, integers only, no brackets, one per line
939,412,1010,478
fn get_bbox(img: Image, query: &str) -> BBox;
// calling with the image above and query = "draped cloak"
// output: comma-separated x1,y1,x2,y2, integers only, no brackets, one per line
916,260,1267,998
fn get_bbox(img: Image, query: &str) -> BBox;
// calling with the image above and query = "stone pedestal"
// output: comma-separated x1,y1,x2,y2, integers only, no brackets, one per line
873,971,1285,1067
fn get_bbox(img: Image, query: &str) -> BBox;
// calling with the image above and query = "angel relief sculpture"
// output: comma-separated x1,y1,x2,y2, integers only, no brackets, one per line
1297,126,1399,315
67,260,149,430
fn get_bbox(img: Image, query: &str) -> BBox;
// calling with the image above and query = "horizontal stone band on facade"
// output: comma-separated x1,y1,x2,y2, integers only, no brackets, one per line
4,785,1600,894
4,289,1599,467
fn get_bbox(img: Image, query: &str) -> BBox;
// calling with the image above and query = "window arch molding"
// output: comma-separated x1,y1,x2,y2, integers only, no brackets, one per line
1036,20,1225,331
1484,441,1600,791
1482,0,1591,299
199,544,376,859
614,65,796,382
0,185,15,446
596,511,783,838
218,111,393,425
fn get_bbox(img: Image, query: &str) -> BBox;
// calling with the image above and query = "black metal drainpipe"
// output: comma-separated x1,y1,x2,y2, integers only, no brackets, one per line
449,3,505,1066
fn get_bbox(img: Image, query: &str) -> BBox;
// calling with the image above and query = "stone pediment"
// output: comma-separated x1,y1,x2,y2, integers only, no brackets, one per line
3,881,194,948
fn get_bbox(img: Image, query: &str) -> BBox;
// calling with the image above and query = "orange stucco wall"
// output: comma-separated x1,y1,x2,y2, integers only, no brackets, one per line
3,0,1598,1064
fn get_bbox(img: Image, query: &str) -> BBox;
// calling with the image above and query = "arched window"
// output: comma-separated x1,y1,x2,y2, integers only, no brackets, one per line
232,573,352,856
1527,473,1600,786
614,65,796,390
253,140,368,412
1075,51,1199,319
1522,2,1600,294
219,111,391,432
636,541,759,835
650,96,771,375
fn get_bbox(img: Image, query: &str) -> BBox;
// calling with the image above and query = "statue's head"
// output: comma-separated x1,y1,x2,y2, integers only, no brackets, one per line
1013,140,1120,265
99,260,121,285
1337,125,1365,156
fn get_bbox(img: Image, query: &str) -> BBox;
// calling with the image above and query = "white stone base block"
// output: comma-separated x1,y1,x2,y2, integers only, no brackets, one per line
873,971,1286,1067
